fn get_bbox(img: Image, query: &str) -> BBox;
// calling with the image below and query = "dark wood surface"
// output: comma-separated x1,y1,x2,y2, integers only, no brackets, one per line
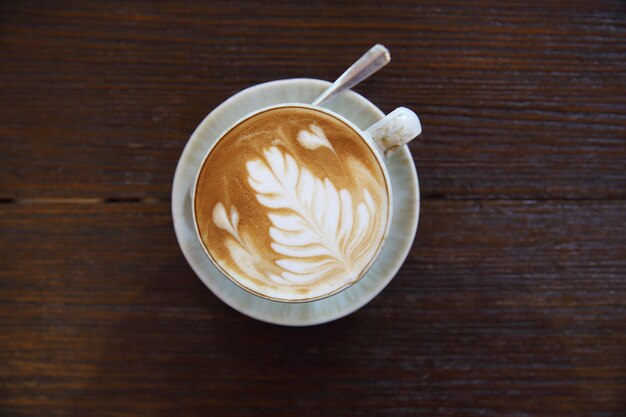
1,1,624,416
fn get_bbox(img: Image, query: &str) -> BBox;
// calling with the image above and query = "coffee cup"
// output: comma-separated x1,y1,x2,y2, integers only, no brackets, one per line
192,103,421,302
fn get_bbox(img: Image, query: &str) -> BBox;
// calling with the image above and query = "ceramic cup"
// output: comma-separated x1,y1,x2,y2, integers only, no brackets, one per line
191,102,421,303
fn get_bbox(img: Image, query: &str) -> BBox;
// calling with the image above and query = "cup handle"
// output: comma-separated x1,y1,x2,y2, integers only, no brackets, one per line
366,107,422,157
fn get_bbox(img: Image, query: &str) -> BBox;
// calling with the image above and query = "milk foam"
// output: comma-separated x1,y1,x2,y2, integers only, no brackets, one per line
246,146,377,285
194,107,389,301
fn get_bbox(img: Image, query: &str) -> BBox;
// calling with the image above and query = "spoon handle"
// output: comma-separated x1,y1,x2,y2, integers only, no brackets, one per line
312,44,391,107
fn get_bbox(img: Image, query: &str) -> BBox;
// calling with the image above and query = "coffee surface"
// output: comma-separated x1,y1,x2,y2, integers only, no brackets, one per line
194,106,390,301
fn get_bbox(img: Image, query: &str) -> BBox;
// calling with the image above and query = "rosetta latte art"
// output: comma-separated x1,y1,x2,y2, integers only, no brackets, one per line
213,145,380,287
195,107,389,300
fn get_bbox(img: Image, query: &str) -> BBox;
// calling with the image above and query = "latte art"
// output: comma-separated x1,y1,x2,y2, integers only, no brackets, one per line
194,106,390,301
247,146,379,283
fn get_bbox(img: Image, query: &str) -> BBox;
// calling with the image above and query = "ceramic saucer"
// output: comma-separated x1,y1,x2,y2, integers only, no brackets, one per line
172,78,419,326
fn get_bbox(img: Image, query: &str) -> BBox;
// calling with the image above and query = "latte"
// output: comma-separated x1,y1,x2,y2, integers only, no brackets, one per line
194,106,390,301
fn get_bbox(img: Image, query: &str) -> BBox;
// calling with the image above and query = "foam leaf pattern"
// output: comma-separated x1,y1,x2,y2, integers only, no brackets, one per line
211,202,292,285
212,202,241,242
246,146,377,285
296,124,335,151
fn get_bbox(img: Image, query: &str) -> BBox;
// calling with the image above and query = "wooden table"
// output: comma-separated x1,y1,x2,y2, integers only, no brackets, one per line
1,1,624,416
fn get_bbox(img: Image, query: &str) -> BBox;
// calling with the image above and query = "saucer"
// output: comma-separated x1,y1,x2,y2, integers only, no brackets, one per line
172,78,419,326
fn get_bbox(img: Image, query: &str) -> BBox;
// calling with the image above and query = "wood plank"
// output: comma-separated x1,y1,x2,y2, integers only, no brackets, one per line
1,0,625,199
1,200,624,416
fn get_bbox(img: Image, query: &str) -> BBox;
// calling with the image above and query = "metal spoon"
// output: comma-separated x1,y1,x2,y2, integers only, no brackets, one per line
312,44,391,107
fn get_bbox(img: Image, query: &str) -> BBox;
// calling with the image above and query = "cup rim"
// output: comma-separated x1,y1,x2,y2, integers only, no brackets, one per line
191,103,394,303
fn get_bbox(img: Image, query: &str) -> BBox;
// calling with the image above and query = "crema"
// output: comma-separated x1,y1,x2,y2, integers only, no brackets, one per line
194,106,390,301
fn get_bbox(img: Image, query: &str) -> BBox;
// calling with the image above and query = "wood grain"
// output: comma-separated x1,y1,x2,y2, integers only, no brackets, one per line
1,201,624,416
1,0,625,199
1,1,625,416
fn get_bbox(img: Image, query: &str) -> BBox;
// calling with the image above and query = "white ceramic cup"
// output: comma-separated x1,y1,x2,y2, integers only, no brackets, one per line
191,103,421,302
